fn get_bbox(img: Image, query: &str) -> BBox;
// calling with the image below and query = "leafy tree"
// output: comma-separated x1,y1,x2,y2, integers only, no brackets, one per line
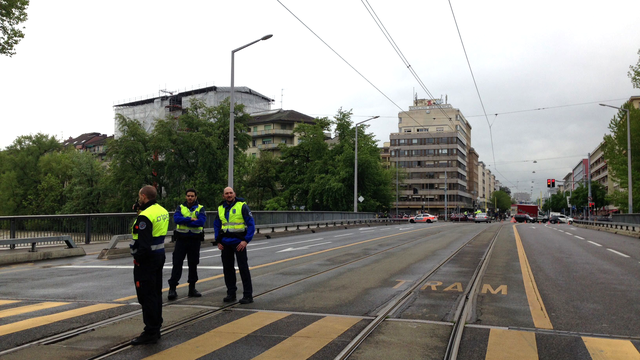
151,98,252,209
0,133,61,215
629,48,640,89
0,0,29,57
62,151,108,214
499,186,511,196
569,182,607,213
103,114,155,212
490,190,512,212
242,152,280,210
602,101,640,212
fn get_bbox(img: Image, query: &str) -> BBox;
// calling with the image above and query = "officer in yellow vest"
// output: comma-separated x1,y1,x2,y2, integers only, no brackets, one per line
168,188,206,300
213,187,256,304
130,185,168,345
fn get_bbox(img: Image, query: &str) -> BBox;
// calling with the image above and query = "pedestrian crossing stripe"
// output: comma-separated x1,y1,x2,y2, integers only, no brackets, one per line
0,303,124,337
0,302,69,319
583,336,640,360
485,328,640,359
0,300,20,306
143,312,291,360
252,316,361,360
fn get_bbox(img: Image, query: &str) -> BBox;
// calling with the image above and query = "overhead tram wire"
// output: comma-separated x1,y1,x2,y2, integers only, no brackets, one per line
277,1,457,156
465,98,630,118
360,0,452,121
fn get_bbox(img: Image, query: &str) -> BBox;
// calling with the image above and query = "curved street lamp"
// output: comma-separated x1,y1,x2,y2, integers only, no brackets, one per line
228,34,273,188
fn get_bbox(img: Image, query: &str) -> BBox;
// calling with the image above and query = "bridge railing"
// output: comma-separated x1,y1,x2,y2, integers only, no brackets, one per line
0,211,377,248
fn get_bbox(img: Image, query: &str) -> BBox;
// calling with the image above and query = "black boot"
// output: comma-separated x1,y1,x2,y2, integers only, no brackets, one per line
188,284,201,297
168,287,177,301
131,331,160,345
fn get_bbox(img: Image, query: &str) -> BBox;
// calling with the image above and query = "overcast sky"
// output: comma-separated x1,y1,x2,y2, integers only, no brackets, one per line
2,0,639,199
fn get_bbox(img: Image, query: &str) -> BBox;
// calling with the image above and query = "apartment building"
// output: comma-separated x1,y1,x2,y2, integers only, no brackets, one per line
389,98,474,215
246,109,316,157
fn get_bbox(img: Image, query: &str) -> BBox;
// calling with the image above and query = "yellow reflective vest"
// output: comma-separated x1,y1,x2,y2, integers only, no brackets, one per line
218,201,247,234
175,204,204,234
131,202,169,256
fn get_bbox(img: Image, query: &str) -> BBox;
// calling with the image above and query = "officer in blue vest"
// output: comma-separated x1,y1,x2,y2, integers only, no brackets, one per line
168,188,206,300
130,185,168,345
213,187,255,304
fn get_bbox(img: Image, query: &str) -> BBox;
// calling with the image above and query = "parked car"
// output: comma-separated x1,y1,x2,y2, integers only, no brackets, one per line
549,216,561,224
474,213,492,223
410,213,438,223
513,214,530,223
537,215,549,223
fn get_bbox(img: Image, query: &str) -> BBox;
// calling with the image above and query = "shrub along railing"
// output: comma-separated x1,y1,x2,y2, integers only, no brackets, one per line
0,211,377,248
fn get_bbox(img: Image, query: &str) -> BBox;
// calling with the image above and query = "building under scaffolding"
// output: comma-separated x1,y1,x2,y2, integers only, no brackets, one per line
113,86,274,135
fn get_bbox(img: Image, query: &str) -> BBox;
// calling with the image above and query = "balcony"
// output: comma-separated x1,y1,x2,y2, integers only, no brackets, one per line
251,129,294,137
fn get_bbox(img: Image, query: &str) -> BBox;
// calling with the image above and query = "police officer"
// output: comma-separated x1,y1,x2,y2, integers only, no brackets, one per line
168,188,206,300
213,187,255,304
130,185,169,345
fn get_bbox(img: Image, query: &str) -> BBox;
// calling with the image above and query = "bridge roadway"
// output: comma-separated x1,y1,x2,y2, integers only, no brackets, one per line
0,221,639,359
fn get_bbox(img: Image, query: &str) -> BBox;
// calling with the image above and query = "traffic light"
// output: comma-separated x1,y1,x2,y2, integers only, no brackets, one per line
551,179,555,187
547,179,551,188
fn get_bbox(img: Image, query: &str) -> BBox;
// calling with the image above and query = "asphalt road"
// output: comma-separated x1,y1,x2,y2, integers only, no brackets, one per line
0,221,639,359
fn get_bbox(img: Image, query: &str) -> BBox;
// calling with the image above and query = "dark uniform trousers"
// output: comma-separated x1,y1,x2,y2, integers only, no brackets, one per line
221,245,253,298
134,254,165,334
168,233,201,287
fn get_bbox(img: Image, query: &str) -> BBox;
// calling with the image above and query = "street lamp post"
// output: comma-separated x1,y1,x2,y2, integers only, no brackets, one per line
354,116,380,212
228,34,273,188
600,103,632,213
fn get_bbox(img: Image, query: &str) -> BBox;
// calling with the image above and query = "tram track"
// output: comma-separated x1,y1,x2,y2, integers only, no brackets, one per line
1,224,454,359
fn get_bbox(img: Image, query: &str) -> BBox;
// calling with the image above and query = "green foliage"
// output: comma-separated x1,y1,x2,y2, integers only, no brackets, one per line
0,0,29,57
490,191,512,212
62,151,108,214
568,182,607,212
602,101,640,212
242,153,280,210
629,48,640,89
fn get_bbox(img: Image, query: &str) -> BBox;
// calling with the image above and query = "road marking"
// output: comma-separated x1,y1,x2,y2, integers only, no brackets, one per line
486,328,538,360
394,280,408,289
607,249,630,258
252,316,361,360
575,236,585,240
333,233,353,238
0,303,124,336
142,312,290,360
588,241,603,247
0,300,20,306
0,302,69,318
277,242,332,253
565,232,573,236
58,265,225,270
514,225,553,329
582,337,640,359
115,226,444,302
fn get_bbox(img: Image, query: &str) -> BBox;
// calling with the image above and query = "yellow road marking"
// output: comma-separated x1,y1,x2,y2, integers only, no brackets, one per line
485,328,538,360
143,312,290,360
0,302,69,318
514,225,553,329
393,280,407,289
582,337,640,360
115,226,440,302
252,316,361,360
0,300,20,306
0,303,124,336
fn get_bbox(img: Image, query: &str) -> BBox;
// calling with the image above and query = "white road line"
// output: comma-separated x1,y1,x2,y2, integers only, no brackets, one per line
575,236,585,240
334,233,353,238
398,227,412,230
565,232,573,236
588,241,602,247
607,249,630,258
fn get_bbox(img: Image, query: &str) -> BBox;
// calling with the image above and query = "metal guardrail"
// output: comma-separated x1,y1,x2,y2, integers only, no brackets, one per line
0,211,377,248
573,219,640,233
0,235,77,252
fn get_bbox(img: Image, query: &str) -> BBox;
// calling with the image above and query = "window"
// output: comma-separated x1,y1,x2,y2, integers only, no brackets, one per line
436,127,444,132
412,139,418,144
404,129,412,132
253,126,258,132
262,138,272,144
418,128,428,132
264,125,272,131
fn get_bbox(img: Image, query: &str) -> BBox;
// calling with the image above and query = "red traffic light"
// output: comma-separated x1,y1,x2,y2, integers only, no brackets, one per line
551,179,556,187
547,179,551,187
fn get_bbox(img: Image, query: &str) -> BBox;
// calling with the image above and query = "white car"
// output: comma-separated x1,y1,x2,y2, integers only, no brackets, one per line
555,214,574,224
410,213,438,223
474,213,492,223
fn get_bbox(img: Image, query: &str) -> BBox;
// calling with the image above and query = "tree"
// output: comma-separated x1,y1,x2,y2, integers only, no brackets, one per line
243,152,280,210
103,114,155,212
499,186,511,196
490,190,512,212
0,0,29,57
62,151,108,214
569,182,607,214
602,101,640,212
0,133,61,215
629,48,640,89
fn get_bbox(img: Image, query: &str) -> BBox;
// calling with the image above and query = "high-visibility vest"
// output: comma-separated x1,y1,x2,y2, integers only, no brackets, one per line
218,201,247,234
132,203,169,254
175,204,204,233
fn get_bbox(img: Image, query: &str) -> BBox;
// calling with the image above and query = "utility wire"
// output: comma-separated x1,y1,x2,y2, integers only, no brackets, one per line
466,98,629,118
